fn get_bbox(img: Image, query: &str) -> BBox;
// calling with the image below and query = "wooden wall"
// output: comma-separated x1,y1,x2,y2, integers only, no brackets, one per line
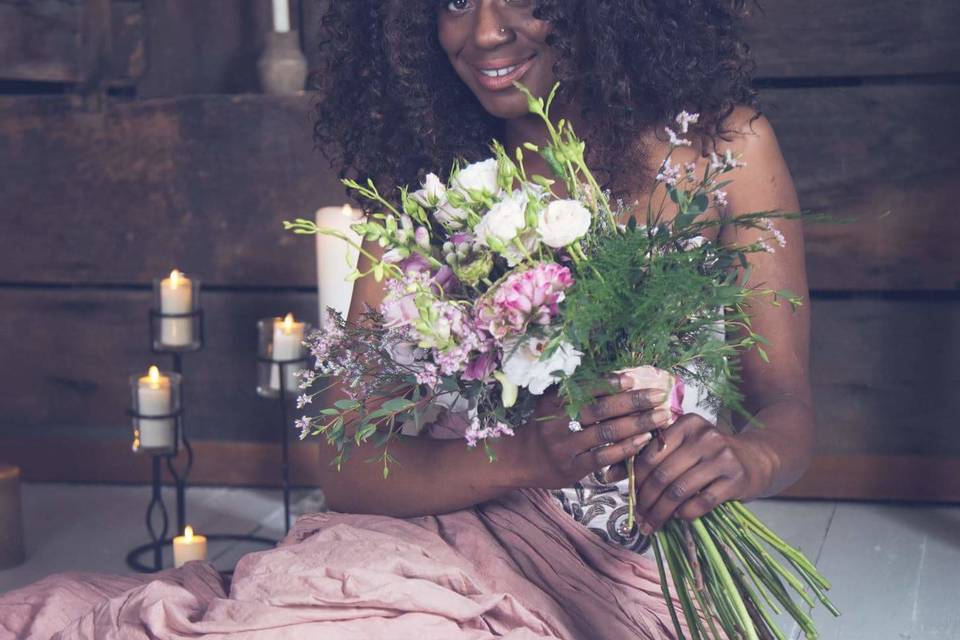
1,1,958,501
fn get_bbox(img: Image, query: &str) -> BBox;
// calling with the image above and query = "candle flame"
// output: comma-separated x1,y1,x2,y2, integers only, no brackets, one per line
169,269,184,288
148,365,161,384
184,525,194,541
282,313,294,330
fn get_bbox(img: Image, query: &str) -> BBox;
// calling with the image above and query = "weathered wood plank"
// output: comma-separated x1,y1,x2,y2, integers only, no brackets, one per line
0,94,339,288
809,298,960,455
762,85,960,290
743,0,960,78
0,287,318,441
0,289,957,467
0,0,144,84
135,0,285,98
1,86,957,290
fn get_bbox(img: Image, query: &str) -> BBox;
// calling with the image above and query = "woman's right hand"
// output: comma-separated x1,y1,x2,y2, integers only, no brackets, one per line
514,374,675,490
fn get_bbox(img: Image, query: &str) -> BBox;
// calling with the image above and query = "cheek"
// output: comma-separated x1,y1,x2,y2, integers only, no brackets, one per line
436,17,463,59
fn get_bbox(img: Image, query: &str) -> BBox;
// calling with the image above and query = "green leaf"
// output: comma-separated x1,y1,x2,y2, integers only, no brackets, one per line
334,399,360,411
757,346,770,363
380,397,414,413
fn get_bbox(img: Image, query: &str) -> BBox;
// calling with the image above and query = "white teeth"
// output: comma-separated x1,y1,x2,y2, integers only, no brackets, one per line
480,64,520,78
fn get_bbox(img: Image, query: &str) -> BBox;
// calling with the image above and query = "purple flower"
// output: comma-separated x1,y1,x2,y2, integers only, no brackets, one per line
462,351,497,382
399,253,432,274
475,262,574,339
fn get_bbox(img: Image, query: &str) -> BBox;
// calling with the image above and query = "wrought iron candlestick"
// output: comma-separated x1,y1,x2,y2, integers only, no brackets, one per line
127,276,275,573
256,316,311,533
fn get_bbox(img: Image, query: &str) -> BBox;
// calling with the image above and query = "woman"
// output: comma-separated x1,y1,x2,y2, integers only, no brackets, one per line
314,0,812,541
0,2,812,638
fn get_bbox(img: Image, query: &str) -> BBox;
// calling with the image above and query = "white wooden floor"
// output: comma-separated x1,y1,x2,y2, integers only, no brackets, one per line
1,484,958,639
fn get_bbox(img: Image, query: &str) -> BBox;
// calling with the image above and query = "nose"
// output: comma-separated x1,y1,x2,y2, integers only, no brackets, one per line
473,1,514,50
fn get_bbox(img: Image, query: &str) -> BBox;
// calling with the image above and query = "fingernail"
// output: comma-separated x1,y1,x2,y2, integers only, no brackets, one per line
633,433,652,447
616,373,634,390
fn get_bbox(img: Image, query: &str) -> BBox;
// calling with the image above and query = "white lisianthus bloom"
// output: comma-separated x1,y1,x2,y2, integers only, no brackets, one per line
412,173,446,207
434,199,469,230
537,199,592,248
502,336,582,395
475,194,526,249
454,158,500,196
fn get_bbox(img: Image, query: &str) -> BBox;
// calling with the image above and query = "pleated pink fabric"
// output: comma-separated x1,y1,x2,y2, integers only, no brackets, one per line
0,488,687,640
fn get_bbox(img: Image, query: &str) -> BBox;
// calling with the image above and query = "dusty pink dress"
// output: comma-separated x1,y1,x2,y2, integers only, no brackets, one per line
0,368,699,639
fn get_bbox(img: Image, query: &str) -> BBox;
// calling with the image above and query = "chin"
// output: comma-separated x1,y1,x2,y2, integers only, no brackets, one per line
478,91,537,120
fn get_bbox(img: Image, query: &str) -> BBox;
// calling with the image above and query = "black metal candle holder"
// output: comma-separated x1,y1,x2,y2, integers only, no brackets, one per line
256,353,309,533
126,304,274,574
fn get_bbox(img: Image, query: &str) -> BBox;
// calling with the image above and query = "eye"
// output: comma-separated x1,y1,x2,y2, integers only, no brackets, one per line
445,0,472,12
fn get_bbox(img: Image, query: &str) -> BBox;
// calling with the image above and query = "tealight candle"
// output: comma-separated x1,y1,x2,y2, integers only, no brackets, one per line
270,313,305,392
136,365,175,450
172,525,207,568
315,204,364,327
160,269,193,347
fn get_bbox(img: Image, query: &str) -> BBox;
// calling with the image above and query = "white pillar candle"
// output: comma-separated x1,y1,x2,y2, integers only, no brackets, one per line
136,366,175,450
160,269,193,347
172,525,207,568
270,313,305,392
271,0,290,33
316,204,364,327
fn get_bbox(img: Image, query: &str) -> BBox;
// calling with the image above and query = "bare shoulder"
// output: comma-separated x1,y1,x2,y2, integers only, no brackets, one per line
710,106,783,164
711,105,799,216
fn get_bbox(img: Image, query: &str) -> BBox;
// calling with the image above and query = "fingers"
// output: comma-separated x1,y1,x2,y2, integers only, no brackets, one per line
572,432,653,478
567,408,672,454
578,387,669,425
676,479,737,521
636,458,723,535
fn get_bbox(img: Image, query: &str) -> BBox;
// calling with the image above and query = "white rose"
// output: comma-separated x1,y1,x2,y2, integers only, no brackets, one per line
475,194,526,248
454,158,500,196
537,199,592,248
412,173,446,207
502,336,582,395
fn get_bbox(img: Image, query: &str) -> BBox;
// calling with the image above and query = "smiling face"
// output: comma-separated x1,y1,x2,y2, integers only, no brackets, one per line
437,0,558,120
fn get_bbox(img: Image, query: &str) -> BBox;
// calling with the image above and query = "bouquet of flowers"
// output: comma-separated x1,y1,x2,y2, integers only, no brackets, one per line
285,84,838,639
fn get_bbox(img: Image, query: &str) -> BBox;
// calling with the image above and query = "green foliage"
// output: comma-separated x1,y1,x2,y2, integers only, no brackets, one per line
561,227,750,421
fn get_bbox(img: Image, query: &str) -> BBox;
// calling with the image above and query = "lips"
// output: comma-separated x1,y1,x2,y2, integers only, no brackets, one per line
471,54,537,92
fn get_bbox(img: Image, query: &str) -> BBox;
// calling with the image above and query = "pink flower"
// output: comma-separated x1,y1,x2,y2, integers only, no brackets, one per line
475,262,574,339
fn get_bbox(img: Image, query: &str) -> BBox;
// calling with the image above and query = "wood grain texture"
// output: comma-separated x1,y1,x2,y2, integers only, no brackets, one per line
135,0,287,98
809,298,960,456
0,289,953,453
0,94,339,288
0,0,144,84
761,84,960,291
743,0,960,78
0,287,318,442
1,86,957,290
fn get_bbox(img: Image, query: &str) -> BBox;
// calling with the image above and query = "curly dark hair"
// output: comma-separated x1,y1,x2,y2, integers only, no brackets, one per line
312,0,760,201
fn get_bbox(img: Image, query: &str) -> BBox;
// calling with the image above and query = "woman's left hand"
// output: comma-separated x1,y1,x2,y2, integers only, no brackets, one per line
606,413,769,536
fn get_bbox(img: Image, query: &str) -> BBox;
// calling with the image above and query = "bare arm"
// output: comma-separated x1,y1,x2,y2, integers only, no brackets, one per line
317,239,672,517
627,110,815,535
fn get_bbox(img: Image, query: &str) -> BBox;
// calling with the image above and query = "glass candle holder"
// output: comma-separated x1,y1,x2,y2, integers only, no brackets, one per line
151,270,202,352
130,367,182,454
256,315,311,399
